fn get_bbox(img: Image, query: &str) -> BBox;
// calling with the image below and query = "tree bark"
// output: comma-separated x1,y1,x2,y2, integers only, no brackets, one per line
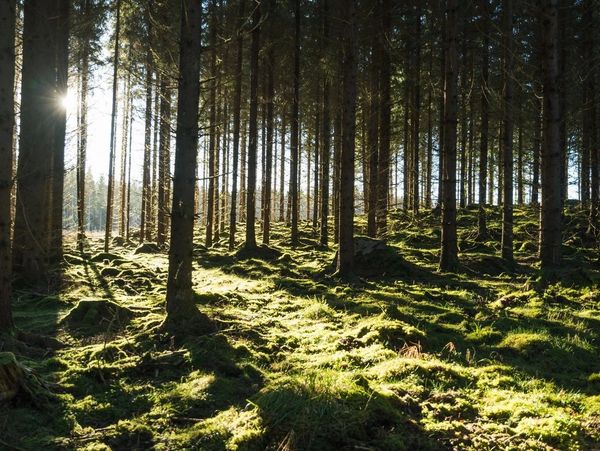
501,0,514,262
165,0,209,328
13,0,59,283
539,0,562,269
439,0,459,272
337,0,357,277
245,0,261,249
104,0,121,252
229,0,245,250
0,0,16,333
290,0,301,245
478,0,490,239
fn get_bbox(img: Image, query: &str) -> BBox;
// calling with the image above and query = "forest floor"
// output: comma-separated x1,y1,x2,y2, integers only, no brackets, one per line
1,207,600,450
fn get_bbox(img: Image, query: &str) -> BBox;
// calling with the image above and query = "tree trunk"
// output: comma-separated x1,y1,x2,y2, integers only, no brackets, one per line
165,0,209,328
50,0,69,264
279,115,286,222
104,0,121,253
119,56,131,238
0,0,16,333
205,1,218,247
337,0,357,277
377,0,391,232
539,0,562,269
367,10,379,238
478,0,490,239
141,9,153,244
13,0,58,283
501,0,514,262
245,0,261,249
77,0,90,246
439,0,459,272
290,0,301,245
157,80,172,246
229,0,245,250
411,7,422,215
319,0,331,246
262,1,274,245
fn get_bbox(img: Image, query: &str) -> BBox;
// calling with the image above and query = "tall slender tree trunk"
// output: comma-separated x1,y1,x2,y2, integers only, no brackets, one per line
377,0,391,232
104,0,121,252
337,0,357,277
157,81,172,246
119,57,131,238
319,0,331,246
539,0,562,269
439,0,459,271
279,115,286,222
290,0,301,245
411,7,422,215
501,0,514,262
206,1,218,247
478,0,490,238
245,0,260,249
367,9,379,237
166,0,210,330
262,1,274,245
229,0,245,250
51,0,69,264
77,0,90,246
141,8,153,243
0,0,16,333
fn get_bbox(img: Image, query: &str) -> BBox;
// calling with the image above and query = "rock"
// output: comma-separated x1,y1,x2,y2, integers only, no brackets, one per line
331,237,415,278
61,299,134,335
90,252,123,263
100,266,121,278
354,237,388,256
134,242,161,254
112,236,127,246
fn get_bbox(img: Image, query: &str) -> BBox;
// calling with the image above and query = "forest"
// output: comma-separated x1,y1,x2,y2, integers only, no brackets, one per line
0,0,599,449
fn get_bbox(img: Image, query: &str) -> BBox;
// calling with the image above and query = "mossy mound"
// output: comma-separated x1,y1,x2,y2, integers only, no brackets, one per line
235,244,282,261
90,252,123,263
333,237,417,278
134,242,161,254
61,299,134,336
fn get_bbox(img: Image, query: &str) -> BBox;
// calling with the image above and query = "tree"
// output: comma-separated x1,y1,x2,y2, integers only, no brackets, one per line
229,0,245,251
290,0,301,245
501,0,514,262
319,0,330,246
165,0,211,331
13,0,64,284
478,0,490,239
0,0,16,333
538,0,562,269
104,0,121,253
376,0,391,234
205,0,218,248
336,0,357,277
51,0,69,264
244,0,261,250
439,0,459,271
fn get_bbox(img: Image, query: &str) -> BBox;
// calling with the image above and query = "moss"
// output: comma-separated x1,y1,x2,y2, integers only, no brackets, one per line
6,208,600,450
61,299,134,336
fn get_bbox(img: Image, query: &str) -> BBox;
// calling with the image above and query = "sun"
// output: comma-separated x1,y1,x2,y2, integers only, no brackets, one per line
59,91,76,112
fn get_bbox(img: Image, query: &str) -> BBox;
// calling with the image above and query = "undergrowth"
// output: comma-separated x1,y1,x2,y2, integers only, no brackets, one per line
1,206,599,450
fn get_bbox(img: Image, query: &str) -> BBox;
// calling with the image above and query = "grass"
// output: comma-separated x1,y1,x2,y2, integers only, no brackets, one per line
0,206,599,450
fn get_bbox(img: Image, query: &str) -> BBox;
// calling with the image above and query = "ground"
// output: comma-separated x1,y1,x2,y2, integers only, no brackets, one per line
1,206,599,450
